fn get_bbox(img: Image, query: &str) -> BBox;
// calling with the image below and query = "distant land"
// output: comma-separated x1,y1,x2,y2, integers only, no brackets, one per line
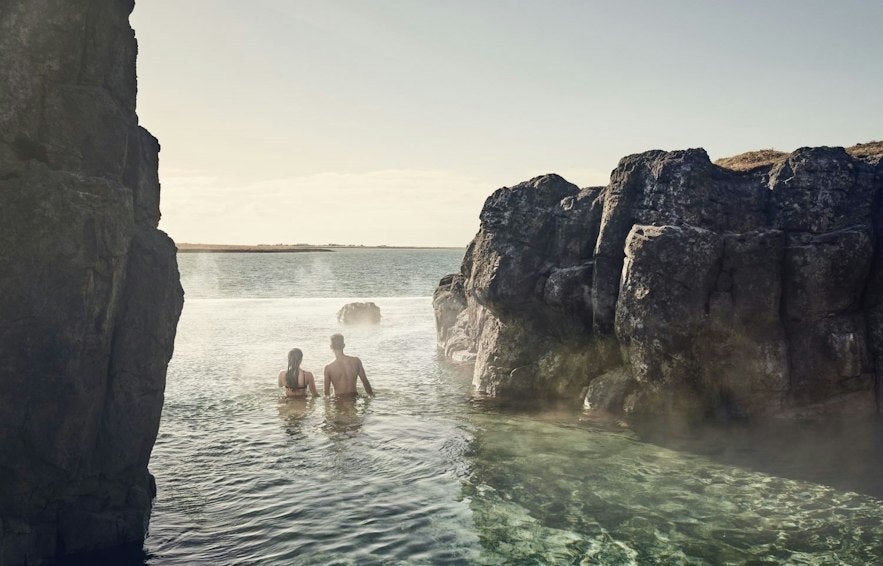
175,243,464,253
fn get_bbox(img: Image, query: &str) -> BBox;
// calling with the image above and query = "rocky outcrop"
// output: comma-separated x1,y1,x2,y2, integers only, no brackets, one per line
0,1,183,563
435,145,883,422
337,302,382,324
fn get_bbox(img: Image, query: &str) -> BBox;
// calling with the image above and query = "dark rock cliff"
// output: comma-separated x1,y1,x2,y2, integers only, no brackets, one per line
435,146,883,423
0,1,183,563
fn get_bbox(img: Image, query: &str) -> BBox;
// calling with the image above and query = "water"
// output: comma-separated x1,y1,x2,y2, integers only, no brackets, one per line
142,249,883,564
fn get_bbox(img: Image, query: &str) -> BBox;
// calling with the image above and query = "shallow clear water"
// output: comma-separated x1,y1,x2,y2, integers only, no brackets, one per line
142,249,883,564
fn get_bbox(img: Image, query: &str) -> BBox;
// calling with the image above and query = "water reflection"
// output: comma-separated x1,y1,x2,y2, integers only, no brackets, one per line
277,396,318,436
322,395,372,435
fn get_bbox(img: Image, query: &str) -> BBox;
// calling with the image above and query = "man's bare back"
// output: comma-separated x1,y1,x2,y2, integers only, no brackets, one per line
324,334,374,397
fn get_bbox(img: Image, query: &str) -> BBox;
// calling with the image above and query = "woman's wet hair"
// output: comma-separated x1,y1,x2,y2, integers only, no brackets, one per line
286,348,304,388
330,333,345,350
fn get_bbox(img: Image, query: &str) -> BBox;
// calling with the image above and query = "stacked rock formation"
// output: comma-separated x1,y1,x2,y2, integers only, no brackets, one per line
0,0,183,562
434,145,883,422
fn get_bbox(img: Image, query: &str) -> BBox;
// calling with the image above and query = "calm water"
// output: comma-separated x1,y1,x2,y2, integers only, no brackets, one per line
141,249,883,565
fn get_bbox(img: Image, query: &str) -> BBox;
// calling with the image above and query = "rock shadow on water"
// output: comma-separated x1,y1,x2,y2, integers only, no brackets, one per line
630,414,883,500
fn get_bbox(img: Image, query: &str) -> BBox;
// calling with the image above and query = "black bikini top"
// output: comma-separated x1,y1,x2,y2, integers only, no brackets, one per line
286,369,307,390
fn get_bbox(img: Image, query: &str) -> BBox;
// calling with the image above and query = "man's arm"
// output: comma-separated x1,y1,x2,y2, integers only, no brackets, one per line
323,366,331,396
356,358,374,396
308,372,319,397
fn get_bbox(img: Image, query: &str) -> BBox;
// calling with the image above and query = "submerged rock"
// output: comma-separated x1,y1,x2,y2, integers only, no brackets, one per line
434,145,883,421
0,1,183,563
337,302,382,324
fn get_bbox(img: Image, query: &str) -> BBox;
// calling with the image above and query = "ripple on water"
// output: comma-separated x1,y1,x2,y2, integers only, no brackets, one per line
145,261,883,564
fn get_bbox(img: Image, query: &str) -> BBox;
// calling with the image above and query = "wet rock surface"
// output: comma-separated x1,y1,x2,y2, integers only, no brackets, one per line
0,1,183,563
435,146,883,422
337,302,382,324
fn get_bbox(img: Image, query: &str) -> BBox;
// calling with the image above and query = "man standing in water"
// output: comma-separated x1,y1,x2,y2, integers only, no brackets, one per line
324,333,374,397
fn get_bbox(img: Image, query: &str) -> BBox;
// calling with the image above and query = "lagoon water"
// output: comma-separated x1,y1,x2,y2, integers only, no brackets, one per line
143,249,883,564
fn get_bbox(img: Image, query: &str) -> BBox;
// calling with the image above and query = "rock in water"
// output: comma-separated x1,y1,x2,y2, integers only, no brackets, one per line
338,302,382,324
434,146,883,421
0,1,184,563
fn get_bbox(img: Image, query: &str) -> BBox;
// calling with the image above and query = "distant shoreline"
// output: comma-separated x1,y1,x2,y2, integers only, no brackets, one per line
175,243,465,253
176,243,332,253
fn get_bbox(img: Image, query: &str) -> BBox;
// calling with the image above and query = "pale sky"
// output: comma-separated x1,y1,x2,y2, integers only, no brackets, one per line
131,1,883,247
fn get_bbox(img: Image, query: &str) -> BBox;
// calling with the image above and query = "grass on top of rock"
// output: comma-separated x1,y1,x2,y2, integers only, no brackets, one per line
847,140,883,159
714,149,788,172
715,141,883,172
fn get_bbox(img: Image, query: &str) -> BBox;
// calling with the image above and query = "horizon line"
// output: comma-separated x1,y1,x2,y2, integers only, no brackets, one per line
175,242,467,252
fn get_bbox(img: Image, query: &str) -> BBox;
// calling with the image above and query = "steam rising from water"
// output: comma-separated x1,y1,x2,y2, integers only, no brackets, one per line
178,248,465,300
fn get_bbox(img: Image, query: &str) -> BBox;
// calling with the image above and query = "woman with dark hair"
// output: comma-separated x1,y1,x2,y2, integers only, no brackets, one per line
277,348,318,398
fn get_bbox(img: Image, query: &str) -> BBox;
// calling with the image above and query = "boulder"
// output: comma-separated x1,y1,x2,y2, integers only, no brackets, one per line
0,1,183,563
337,302,382,324
438,175,611,400
464,174,583,313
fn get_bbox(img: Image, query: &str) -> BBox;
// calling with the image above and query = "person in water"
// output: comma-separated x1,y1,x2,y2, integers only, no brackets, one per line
278,348,318,398
323,333,374,397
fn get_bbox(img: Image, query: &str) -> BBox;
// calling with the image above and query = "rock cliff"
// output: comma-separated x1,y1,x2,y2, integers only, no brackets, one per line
0,1,183,563
435,145,883,422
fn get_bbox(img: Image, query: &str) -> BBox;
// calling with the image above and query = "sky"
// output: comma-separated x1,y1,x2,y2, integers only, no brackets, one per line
131,0,883,247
